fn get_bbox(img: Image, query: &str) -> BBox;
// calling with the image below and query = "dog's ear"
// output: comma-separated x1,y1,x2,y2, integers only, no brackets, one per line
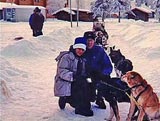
117,49,121,53
130,75,135,79
117,49,124,56
113,45,115,49
110,47,113,52
130,71,141,80
130,72,137,79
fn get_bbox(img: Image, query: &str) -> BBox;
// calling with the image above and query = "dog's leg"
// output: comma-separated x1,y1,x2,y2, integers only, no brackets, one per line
112,103,120,121
105,105,114,121
137,108,145,121
104,100,120,121
126,98,136,121
104,95,115,121
109,100,120,121
131,106,139,120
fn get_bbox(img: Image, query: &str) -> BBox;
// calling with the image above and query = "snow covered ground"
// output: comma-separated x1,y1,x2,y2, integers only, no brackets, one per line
0,19,160,121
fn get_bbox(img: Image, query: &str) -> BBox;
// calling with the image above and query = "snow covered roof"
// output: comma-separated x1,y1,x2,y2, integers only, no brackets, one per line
2,4,46,10
0,2,17,10
53,8,76,15
53,7,92,15
132,7,152,14
141,4,155,12
71,8,92,13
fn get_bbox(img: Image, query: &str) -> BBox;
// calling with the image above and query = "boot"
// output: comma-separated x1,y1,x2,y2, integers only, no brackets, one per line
58,97,67,109
67,98,76,108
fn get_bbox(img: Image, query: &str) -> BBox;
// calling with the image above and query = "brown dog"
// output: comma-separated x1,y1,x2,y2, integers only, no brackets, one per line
121,71,160,121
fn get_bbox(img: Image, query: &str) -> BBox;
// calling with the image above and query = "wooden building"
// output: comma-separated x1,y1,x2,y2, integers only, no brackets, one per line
71,8,93,22
53,8,76,21
127,7,152,22
1,0,46,7
53,7,93,22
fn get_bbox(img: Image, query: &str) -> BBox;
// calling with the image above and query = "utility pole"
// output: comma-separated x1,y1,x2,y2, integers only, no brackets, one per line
118,4,120,23
102,0,105,22
76,0,79,27
69,0,73,27
118,0,121,23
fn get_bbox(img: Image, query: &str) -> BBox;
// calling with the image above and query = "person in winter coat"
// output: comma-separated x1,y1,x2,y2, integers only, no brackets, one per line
83,31,113,109
29,7,44,37
54,37,93,117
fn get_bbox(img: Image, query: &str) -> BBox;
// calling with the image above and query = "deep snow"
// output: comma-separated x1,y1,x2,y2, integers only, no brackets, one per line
0,19,160,121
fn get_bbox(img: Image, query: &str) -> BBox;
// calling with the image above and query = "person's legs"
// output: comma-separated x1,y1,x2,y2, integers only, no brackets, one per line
73,79,93,116
32,30,37,37
75,96,93,116
88,82,96,102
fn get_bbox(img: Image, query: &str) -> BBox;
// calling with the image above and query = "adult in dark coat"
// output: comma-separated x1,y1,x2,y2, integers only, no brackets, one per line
83,31,113,109
29,7,44,37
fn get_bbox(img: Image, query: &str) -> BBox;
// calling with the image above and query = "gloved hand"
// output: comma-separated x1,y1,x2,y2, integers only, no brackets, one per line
86,78,92,83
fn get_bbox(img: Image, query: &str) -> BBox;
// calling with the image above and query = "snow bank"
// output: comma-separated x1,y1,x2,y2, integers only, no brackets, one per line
0,40,42,57
0,57,28,102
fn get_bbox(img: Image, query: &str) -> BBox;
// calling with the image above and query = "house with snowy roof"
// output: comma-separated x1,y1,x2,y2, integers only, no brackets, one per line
127,6,154,22
53,7,93,22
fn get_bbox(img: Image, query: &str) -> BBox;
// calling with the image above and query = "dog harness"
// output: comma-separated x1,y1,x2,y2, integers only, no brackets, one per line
133,84,149,101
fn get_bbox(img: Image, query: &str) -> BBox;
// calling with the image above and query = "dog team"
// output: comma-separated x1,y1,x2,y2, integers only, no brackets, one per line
54,22,160,121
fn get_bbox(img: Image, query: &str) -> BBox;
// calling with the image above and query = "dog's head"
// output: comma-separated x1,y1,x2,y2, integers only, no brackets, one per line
121,71,147,87
109,47,125,64
117,59,133,75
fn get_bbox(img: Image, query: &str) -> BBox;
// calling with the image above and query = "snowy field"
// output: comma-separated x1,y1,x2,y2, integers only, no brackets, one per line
0,19,160,121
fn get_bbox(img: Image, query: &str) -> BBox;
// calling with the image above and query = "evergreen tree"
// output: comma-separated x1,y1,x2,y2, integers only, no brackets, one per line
91,0,131,22
91,0,111,21
155,0,160,22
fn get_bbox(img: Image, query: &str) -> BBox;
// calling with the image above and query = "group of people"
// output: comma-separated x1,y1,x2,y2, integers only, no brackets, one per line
54,31,113,116
29,7,45,37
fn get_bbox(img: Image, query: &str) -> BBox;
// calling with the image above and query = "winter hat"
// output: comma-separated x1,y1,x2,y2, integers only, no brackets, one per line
34,7,41,12
83,31,95,40
73,37,87,51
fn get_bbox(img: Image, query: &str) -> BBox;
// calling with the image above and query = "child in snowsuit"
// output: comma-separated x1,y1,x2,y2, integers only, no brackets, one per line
54,37,93,116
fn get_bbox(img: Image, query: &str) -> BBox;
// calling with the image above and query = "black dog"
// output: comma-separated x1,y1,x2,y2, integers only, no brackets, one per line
100,77,131,121
109,46,133,77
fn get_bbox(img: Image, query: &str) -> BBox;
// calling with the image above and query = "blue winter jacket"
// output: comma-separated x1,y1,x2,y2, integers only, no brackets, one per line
85,45,113,76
